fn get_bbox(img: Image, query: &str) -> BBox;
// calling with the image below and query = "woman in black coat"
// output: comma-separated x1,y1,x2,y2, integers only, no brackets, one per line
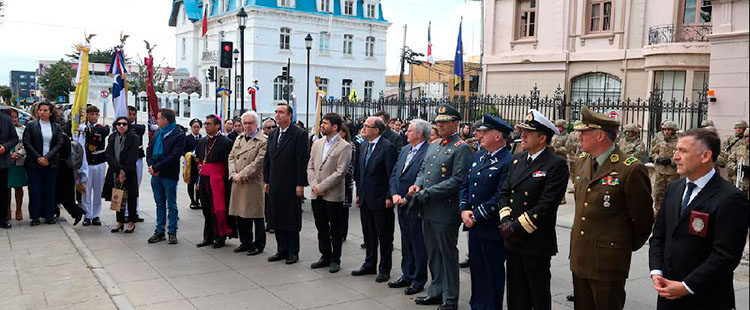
22,102,64,226
102,116,141,233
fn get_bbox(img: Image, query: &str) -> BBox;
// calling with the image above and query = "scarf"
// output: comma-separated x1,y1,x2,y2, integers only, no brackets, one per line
153,122,177,157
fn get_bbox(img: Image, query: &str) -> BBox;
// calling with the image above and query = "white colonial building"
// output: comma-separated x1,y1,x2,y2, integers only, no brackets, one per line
169,0,390,122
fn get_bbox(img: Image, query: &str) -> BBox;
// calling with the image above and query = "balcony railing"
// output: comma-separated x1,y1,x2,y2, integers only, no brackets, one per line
648,24,712,45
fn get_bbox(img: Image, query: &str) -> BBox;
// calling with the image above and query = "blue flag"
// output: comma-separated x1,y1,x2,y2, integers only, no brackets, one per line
453,19,464,87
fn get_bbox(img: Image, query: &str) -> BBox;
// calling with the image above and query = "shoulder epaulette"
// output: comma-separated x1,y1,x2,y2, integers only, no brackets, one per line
623,157,638,166
454,140,465,146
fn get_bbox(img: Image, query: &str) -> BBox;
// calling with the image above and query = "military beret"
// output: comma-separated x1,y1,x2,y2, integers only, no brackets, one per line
734,120,748,128
519,109,559,136
554,119,568,127
623,123,639,132
475,114,512,134
434,104,461,122
573,107,619,132
700,119,714,128
662,121,678,130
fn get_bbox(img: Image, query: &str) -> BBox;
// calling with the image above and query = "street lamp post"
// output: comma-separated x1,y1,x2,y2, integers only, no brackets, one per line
237,7,248,114
233,48,239,114
304,33,313,132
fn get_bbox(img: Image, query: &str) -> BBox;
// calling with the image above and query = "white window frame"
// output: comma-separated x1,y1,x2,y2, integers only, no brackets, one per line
342,79,352,98
318,0,331,12
364,80,374,99
365,36,375,57
273,76,295,101
280,27,291,50
343,0,355,15
278,0,295,8
318,77,329,93
319,31,331,54
343,34,353,56
365,3,377,18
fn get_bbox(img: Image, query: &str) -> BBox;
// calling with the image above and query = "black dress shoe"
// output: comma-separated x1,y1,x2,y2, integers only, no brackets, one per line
360,243,366,249
388,278,411,288
30,219,41,226
375,274,390,283
351,267,376,276
196,240,213,247
211,239,225,248
147,233,166,243
285,255,299,264
82,218,91,226
233,244,253,253
310,259,330,269
404,285,423,295
137,217,144,223
45,218,57,225
91,217,102,226
566,294,575,301
267,253,288,262
0,221,11,229
437,303,458,310
189,202,202,210
459,258,470,268
73,213,84,226
247,248,263,256
415,295,443,305
329,262,340,273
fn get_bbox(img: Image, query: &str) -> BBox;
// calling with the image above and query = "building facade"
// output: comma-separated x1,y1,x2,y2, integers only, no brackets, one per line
168,0,390,121
482,0,748,137
9,71,37,99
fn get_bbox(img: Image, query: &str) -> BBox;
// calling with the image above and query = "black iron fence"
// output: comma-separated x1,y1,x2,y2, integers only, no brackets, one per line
321,85,708,150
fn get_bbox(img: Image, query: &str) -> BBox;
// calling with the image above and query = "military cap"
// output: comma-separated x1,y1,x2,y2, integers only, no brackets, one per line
475,114,512,134
434,104,461,122
734,120,748,128
623,123,639,132
554,119,568,127
189,118,203,127
519,109,559,136
662,121,678,130
700,119,714,128
573,107,620,132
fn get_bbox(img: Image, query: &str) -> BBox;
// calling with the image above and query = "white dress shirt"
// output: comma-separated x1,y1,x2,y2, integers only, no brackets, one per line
321,134,339,161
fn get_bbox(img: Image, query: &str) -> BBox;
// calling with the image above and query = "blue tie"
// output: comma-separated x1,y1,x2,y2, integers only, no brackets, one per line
365,142,374,166
680,182,697,216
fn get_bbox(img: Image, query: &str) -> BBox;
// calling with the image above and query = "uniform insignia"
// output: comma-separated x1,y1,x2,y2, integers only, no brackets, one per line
513,159,518,164
440,139,449,147
532,171,547,178
454,140,465,146
610,154,619,162
472,162,477,167
489,167,498,170
603,194,611,208
691,217,705,233
600,176,620,186
623,157,638,166
609,171,619,176
438,106,446,114
526,113,533,121
689,211,709,237
441,166,447,174
579,152,588,158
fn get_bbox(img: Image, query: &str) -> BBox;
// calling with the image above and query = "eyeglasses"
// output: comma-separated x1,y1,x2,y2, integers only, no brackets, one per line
364,124,376,129
264,126,276,129
115,123,129,127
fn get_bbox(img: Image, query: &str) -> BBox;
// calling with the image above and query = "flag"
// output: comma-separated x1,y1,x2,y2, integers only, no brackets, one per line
108,46,128,118
426,21,435,66
71,44,90,135
202,8,208,37
314,89,326,137
453,19,464,87
144,55,160,139
291,92,298,123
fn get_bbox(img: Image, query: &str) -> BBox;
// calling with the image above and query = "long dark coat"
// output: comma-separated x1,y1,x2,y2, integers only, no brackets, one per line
263,125,309,232
102,132,141,201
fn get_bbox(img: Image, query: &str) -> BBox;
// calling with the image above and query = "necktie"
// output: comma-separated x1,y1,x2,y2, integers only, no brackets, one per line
277,130,284,144
365,142,375,166
680,182,697,216
526,156,532,165
403,148,417,173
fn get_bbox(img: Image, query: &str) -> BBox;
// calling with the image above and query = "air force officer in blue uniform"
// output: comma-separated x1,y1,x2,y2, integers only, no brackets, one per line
459,114,513,310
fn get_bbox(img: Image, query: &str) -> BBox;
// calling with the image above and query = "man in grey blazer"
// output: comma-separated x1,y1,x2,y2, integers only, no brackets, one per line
408,104,472,310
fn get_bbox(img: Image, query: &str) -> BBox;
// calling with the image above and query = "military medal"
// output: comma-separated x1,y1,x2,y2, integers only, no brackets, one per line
603,194,611,208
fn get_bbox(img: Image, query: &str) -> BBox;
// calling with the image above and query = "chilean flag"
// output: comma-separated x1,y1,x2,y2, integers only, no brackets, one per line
426,21,434,66
108,46,128,118
202,8,208,37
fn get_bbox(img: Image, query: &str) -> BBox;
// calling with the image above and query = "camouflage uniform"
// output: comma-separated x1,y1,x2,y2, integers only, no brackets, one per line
551,119,569,158
718,120,748,169
649,121,679,217
565,122,582,193
617,123,647,159
726,130,749,197
700,119,714,128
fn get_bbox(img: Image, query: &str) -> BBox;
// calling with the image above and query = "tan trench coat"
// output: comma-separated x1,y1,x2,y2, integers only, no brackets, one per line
228,132,267,218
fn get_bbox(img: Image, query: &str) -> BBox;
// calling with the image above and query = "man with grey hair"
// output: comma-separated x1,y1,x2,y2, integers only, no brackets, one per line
387,119,431,295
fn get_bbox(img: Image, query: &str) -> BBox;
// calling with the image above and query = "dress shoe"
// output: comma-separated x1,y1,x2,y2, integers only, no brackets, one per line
285,255,299,264
351,267,376,276
196,240,213,247
111,224,124,233
189,202,202,210
234,244,253,253
375,274,390,283
414,295,443,305
147,233,166,243
45,218,56,225
404,285,423,295
329,262,340,273
566,294,575,301
82,218,91,226
168,233,178,244
73,213,84,226
91,217,102,226
388,277,411,288
310,259,330,269
360,243,366,249
267,253,288,262
124,223,136,233
459,258,470,268
247,248,263,256
30,219,41,226
137,217,144,223
212,239,225,248
0,221,11,229
437,303,458,310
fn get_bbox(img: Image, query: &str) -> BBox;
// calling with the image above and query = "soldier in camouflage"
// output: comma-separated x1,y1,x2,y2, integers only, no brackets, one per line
700,119,714,128
649,120,679,217
565,121,582,194
718,120,748,172
551,119,570,203
726,129,749,198
618,123,647,160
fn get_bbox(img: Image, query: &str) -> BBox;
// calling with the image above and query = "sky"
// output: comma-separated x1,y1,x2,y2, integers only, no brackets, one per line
0,0,481,85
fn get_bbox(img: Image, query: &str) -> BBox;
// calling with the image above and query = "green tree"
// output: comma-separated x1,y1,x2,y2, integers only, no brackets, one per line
0,85,11,102
66,46,131,64
38,59,74,101
178,77,202,97
129,57,170,93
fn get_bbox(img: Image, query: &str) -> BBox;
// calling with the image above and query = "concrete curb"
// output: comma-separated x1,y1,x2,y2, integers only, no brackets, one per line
59,219,135,310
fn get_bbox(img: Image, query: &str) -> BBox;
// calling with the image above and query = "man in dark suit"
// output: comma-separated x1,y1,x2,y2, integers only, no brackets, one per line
649,128,749,310
264,103,310,265
185,118,203,210
127,106,146,222
388,119,430,295
374,111,403,154
353,116,396,282
498,110,569,310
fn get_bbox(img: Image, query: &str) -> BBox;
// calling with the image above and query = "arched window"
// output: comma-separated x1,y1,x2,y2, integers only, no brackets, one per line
273,76,294,101
571,72,621,102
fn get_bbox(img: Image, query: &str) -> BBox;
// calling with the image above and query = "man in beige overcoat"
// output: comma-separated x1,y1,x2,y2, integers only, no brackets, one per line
307,113,352,273
228,110,268,256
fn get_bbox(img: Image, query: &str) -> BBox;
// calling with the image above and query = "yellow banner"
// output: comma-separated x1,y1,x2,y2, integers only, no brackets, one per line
71,45,90,135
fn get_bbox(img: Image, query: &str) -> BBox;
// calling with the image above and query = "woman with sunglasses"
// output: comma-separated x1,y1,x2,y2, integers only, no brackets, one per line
102,116,141,233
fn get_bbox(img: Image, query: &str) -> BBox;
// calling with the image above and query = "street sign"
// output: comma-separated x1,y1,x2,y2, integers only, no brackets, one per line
100,90,109,98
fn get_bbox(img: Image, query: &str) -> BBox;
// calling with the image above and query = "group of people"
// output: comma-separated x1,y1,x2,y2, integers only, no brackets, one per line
1,99,748,310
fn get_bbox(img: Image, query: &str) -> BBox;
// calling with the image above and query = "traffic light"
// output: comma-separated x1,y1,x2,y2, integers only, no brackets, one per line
208,67,215,82
220,41,233,68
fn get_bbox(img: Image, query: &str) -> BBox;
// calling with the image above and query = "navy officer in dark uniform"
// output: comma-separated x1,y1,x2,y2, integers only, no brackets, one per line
498,109,569,310
458,114,513,310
